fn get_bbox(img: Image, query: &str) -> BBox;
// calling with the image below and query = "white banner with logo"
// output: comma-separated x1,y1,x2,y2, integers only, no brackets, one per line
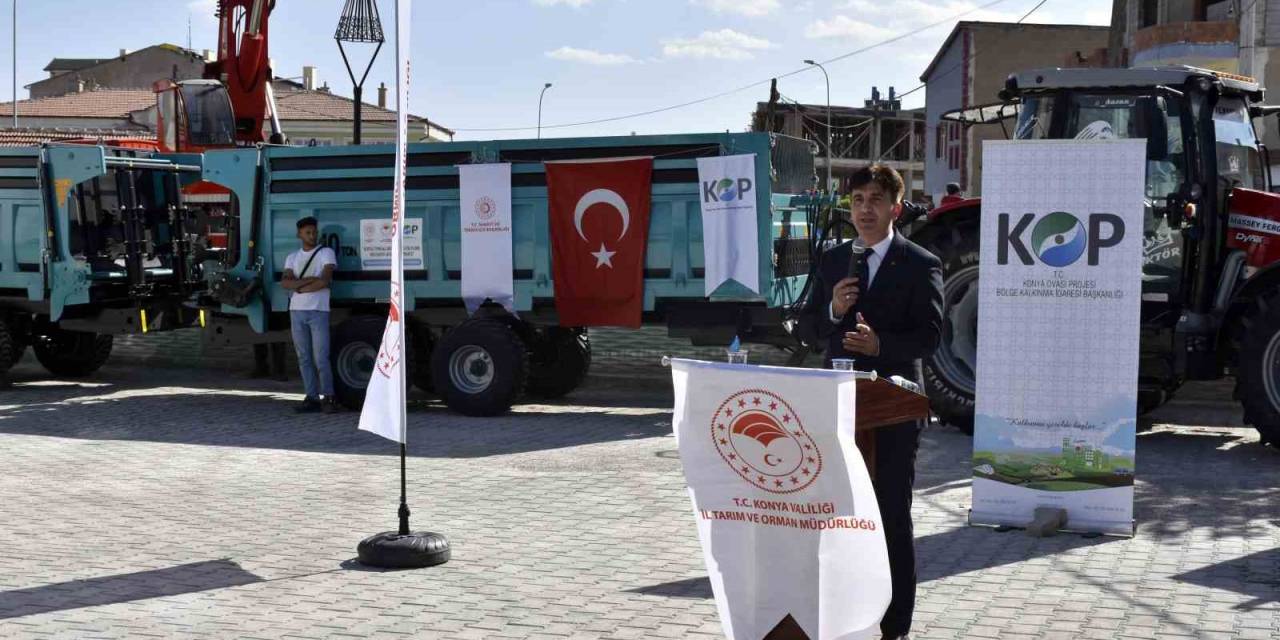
671,359,889,640
360,217,423,271
358,0,411,444
972,140,1145,535
458,163,515,315
696,154,760,296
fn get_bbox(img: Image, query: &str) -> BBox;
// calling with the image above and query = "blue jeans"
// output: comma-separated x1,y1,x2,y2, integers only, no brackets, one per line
290,310,333,400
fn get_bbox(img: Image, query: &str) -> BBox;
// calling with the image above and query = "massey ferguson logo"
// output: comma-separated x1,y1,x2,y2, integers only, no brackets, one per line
1236,232,1265,244
702,177,753,203
712,389,822,494
998,211,1125,267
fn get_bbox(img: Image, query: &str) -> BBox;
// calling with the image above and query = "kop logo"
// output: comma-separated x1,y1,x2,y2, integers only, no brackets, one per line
711,389,822,494
997,211,1125,267
474,196,497,221
702,177,753,204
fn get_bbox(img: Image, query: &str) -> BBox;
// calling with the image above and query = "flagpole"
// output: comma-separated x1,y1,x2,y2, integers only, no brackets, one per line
355,0,448,569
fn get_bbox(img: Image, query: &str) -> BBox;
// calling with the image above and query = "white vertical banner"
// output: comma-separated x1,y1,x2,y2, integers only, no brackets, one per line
671,359,889,640
696,154,760,296
358,0,411,444
458,163,515,315
972,139,1145,535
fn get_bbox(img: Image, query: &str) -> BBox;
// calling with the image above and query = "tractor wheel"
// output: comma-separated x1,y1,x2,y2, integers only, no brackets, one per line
431,319,527,417
1234,289,1280,447
917,222,980,435
525,327,591,399
32,329,112,377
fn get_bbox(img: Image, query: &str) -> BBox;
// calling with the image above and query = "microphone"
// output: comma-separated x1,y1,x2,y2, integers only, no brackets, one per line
847,238,867,281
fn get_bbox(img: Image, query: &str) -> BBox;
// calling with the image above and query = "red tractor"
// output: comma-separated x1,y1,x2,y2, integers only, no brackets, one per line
906,66,1280,447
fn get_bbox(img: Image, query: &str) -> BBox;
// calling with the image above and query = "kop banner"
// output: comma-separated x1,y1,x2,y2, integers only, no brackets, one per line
671,359,890,640
358,0,411,444
458,163,515,315
973,140,1145,535
696,153,760,296
546,157,652,328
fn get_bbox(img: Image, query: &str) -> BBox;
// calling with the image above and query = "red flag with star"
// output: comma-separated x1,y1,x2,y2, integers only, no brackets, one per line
545,157,653,327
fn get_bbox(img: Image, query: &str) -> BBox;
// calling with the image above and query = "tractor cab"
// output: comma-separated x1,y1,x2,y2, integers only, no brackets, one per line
153,79,239,154
921,66,1280,444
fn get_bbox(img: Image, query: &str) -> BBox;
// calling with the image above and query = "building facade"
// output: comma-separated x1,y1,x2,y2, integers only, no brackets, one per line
920,22,1112,201
27,45,209,99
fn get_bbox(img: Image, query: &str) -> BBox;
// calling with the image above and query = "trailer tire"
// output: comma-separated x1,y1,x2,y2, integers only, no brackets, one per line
525,327,590,399
917,222,980,435
0,315,22,374
431,319,526,417
409,323,435,395
1234,290,1280,447
32,329,112,377
330,315,393,410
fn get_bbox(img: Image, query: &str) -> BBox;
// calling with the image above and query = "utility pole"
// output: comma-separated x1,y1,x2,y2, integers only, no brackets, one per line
12,0,17,128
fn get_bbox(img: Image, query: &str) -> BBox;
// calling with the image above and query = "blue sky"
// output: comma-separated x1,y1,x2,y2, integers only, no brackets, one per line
1,0,1111,140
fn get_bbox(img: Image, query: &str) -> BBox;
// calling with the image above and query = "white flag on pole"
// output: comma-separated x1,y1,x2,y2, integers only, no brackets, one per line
458,163,515,315
671,358,891,640
696,154,760,296
358,0,411,444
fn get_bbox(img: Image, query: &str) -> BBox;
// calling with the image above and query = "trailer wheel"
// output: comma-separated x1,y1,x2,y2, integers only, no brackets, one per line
0,315,23,374
32,329,112,377
431,319,526,417
917,222,980,435
409,322,435,395
1235,290,1280,447
330,315,389,410
525,327,590,399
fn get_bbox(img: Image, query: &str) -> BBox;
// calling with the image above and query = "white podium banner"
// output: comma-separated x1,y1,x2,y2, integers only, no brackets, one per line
458,163,515,314
671,359,889,640
973,140,1145,535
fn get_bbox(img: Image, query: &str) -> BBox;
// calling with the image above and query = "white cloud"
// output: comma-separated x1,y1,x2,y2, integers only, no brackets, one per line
805,15,896,42
533,0,594,7
662,29,775,61
691,0,780,17
545,46,637,65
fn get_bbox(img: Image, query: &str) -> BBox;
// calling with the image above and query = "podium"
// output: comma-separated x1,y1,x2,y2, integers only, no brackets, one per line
761,377,931,640
853,378,930,487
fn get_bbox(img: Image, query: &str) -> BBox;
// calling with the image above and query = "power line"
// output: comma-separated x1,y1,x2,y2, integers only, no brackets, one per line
449,0,1014,133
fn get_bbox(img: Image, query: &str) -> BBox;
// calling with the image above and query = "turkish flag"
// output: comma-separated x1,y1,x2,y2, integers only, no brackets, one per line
546,157,653,328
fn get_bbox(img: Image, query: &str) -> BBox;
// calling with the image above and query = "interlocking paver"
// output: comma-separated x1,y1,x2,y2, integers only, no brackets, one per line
0,355,1277,639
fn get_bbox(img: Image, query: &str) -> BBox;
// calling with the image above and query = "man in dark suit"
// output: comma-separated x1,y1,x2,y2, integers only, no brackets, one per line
800,164,944,640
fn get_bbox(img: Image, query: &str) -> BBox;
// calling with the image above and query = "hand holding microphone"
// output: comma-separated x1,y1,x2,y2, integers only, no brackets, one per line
831,238,867,318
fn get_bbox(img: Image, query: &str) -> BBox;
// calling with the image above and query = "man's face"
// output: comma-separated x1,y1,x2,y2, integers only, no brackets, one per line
298,224,318,247
849,182,900,239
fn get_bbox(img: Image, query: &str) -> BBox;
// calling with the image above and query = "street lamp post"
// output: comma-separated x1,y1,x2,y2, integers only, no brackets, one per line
12,0,17,128
804,59,832,194
538,82,552,139
334,0,386,145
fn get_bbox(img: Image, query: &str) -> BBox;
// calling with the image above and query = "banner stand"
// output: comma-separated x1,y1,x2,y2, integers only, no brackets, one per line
965,509,1137,539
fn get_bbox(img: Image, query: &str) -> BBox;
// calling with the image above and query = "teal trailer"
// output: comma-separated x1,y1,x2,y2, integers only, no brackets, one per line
0,144,214,378
199,131,818,414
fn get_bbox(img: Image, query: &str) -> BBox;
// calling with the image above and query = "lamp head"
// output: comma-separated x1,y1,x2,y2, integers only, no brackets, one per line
804,59,816,65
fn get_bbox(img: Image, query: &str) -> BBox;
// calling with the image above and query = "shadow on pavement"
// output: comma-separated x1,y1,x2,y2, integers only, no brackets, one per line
0,362,674,459
0,559,263,620
1173,548,1280,611
626,576,713,599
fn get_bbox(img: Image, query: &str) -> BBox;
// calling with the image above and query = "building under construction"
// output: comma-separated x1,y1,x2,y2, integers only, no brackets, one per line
751,86,926,203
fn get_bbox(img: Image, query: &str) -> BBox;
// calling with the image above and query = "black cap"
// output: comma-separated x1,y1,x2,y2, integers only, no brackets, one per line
297,216,318,230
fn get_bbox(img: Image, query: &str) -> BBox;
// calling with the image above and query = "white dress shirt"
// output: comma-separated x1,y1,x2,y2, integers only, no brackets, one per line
829,228,895,323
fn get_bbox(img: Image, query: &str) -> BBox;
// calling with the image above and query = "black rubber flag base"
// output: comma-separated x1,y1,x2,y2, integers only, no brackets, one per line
357,531,451,569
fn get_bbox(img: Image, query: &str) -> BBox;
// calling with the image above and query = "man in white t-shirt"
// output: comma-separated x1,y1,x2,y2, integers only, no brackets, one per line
282,216,338,413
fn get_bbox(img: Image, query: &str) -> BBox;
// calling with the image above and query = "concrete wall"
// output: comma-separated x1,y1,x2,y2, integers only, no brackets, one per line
964,25,1112,196
30,47,204,99
924,32,966,201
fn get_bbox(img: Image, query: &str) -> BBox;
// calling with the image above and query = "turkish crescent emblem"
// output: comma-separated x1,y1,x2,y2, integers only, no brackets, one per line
573,188,630,243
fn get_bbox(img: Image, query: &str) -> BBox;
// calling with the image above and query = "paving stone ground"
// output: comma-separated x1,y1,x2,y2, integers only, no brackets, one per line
0,355,1278,639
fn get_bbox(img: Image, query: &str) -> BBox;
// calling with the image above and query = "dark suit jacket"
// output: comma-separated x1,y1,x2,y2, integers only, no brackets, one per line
799,232,944,387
